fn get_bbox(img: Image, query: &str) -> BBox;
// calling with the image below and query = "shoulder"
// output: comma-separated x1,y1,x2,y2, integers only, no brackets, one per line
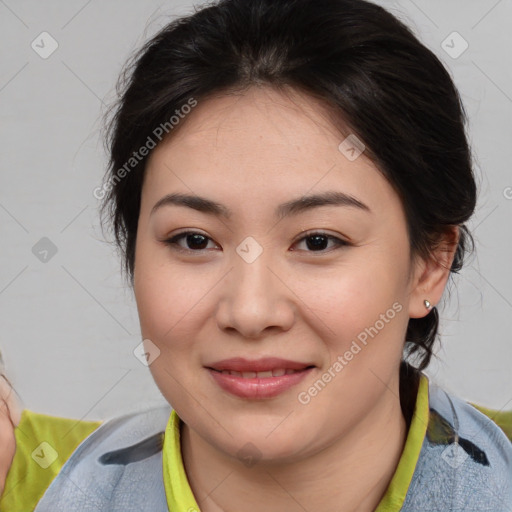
470,402,512,442
0,409,102,511
429,382,512,469
34,404,171,511
402,380,512,511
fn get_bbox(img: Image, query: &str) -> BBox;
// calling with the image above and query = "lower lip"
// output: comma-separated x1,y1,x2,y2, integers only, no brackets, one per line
207,368,314,399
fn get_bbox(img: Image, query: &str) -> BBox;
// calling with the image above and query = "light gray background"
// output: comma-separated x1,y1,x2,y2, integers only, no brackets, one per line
1,0,511,421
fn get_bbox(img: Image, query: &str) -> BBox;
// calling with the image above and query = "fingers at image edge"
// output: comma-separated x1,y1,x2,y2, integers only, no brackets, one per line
0,399,17,499
0,375,23,428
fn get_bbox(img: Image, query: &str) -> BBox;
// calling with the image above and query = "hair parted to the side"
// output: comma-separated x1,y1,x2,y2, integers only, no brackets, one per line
100,0,477,372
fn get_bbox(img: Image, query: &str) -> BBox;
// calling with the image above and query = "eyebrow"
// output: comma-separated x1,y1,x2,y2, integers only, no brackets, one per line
150,191,371,219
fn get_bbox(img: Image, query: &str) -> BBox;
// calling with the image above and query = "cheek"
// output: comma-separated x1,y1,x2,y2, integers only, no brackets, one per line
295,258,406,331
292,255,410,383
133,249,212,408
134,244,206,342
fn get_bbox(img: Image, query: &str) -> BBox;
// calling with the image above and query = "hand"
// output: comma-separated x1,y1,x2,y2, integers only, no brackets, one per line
0,374,22,497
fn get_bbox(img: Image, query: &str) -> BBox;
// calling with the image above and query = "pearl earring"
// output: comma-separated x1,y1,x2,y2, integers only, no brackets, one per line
424,299,433,310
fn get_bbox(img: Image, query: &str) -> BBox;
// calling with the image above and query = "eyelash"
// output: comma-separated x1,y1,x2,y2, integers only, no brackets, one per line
162,230,349,254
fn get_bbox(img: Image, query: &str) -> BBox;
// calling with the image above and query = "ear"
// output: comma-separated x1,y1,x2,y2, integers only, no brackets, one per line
408,226,459,319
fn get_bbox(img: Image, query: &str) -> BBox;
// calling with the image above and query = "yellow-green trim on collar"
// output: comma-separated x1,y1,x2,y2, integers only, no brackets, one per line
163,409,201,512
374,373,430,512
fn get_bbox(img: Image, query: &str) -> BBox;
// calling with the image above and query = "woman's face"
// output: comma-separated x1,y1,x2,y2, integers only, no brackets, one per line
134,86,427,463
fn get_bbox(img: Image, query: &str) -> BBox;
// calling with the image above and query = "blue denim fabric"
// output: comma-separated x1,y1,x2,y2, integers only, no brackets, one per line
34,382,512,511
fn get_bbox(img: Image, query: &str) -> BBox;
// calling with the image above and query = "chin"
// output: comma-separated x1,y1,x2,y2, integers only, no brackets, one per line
215,421,309,465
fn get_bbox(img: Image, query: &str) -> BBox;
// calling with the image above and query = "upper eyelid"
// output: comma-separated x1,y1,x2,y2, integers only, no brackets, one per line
165,231,219,249
166,229,343,241
292,232,349,249
165,230,348,249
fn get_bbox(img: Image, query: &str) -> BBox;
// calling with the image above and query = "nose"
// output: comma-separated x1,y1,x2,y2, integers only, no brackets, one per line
215,249,295,339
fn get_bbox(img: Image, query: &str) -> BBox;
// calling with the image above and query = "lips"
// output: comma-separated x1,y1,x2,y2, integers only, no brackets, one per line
205,357,315,399
217,368,302,378
206,357,313,373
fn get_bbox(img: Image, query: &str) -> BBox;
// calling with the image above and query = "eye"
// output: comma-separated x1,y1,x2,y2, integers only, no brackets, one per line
162,231,219,252
162,230,349,254
291,231,349,253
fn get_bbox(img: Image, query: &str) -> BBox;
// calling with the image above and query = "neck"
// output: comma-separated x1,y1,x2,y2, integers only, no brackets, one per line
181,373,412,512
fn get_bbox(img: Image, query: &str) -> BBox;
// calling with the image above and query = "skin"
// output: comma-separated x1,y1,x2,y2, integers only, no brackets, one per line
0,375,22,497
134,85,458,512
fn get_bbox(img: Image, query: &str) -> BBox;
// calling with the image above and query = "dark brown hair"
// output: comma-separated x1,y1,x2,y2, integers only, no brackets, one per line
100,0,477,371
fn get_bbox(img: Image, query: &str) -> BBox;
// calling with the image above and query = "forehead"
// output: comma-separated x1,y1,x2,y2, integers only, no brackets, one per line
152,86,346,159
142,86,398,216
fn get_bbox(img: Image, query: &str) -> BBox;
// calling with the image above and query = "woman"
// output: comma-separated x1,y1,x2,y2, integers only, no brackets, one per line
1,0,511,510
